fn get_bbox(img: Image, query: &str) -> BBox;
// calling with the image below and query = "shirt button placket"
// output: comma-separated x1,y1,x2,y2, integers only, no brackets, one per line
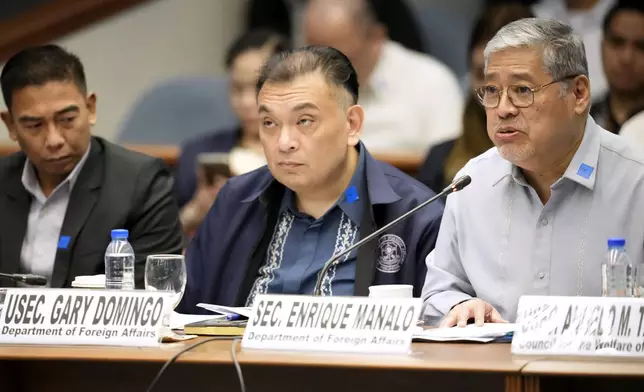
533,212,552,292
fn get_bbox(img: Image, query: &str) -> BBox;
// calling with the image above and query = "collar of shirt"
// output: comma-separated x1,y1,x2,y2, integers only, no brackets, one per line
279,144,368,225
21,142,92,203
491,116,601,191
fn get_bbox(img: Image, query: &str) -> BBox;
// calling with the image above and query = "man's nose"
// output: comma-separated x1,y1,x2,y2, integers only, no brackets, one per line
278,126,298,152
44,124,65,150
495,92,519,119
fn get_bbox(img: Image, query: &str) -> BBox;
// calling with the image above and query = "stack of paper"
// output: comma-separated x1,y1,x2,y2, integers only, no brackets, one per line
71,275,105,289
196,303,252,318
169,311,222,330
413,323,517,343
169,304,251,331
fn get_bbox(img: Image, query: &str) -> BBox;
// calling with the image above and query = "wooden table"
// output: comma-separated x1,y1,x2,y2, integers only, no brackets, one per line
2,339,644,391
521,357,644,392
0,339,525,392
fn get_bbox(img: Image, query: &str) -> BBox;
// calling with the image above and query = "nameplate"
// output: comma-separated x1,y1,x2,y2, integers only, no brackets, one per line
0,289,173,347
242,294,421,354
512,295,644,357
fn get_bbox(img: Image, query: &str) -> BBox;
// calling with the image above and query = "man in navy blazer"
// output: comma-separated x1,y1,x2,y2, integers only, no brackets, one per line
178,46,443,312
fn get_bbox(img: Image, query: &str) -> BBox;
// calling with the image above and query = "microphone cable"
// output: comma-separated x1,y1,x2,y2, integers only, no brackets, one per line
146,336,246,392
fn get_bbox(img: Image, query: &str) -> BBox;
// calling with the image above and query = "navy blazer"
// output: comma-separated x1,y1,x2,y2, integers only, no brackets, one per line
178,147,444,313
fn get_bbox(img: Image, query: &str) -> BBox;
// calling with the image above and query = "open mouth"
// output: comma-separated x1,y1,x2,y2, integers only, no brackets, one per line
47,156,72,164
496,129,521,139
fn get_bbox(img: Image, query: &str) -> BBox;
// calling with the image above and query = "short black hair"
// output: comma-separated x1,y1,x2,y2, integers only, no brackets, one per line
1,44,87,110
256,45,359,105
603,0,644,33
225,28,291,69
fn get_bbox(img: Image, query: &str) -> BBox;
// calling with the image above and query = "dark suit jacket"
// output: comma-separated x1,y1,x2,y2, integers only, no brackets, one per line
417,139,456,194
0,137,183,288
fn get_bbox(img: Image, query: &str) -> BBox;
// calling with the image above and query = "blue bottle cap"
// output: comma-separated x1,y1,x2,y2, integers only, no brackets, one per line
111,229,129,240
608,238,626,248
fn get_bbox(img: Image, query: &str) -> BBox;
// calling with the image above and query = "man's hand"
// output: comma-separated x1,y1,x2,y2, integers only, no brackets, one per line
180,169,228,233
440,299,507,328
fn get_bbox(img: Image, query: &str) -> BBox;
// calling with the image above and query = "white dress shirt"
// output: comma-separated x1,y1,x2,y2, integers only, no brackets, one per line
359,41,464,154
20,144,91,285
532,0,616,102
422,117,644,324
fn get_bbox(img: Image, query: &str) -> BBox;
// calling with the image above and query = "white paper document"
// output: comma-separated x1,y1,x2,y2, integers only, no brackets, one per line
196,303,253,318
414,323,517,343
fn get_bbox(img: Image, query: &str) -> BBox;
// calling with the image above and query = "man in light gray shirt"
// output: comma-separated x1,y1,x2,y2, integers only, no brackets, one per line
422,18,644,327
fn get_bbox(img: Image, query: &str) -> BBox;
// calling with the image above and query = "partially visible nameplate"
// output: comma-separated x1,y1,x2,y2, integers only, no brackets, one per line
512,295,644,357
242,294,421,354
0,288,173,347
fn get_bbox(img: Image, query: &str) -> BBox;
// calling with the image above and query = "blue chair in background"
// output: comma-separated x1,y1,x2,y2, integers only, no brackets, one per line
116,76,236,145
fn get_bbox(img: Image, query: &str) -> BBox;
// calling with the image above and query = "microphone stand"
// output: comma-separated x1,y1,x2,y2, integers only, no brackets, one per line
312,175,471,296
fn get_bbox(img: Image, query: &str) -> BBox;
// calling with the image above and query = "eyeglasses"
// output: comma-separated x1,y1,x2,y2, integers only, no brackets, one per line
475,75,578,109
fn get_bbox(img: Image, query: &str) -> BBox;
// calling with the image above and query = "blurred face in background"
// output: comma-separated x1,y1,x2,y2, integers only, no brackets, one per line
1,81,94,183
257,72,362,194
228,48,273,136
303,0,385,85
602,10,644,97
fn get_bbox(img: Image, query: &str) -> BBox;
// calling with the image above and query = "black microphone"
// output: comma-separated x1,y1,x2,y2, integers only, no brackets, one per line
313,175,472,296
0,273,48,286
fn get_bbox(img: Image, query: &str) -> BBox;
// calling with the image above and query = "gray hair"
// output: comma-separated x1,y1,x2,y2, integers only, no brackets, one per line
484,18,588,90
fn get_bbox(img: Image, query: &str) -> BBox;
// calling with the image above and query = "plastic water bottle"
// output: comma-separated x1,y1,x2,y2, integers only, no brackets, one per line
601,238,637,297
104,229,135,290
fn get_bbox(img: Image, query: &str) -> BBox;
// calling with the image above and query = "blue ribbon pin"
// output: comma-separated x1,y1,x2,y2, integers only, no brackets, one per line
576,163,594,179
58,236,71,250
345,186,359,204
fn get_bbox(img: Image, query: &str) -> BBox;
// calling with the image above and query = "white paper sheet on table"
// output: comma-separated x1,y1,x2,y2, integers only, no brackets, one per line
196,303,253,318
413,323,517,343
169,311,224,330
71,274,105,288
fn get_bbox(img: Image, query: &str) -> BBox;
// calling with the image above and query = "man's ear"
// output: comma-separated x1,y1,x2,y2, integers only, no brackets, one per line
572,75,591,116
86,92,97,125
346,104,364,146
1,110,17,142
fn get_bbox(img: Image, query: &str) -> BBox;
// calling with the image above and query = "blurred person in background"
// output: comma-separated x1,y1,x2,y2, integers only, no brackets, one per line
590,0,644,134
417,4,535,192
246,0,428,54
532,0,616,102
302,0,463,154
620,111,644,149
176,29,290,234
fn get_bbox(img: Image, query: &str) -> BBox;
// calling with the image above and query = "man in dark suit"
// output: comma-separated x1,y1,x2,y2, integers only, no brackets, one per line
0,45,183,288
